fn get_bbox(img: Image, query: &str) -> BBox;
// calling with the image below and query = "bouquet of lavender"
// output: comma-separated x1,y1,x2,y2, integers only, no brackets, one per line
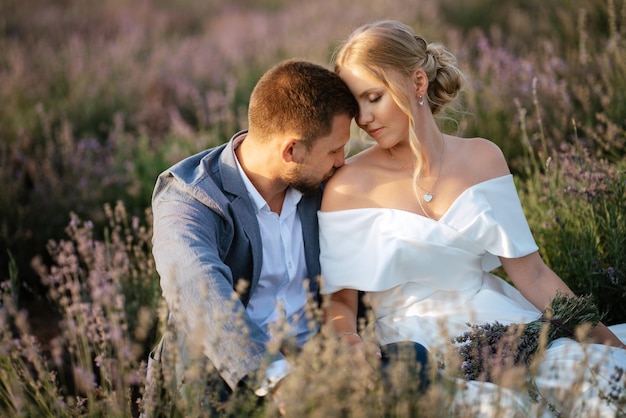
453,292,602,382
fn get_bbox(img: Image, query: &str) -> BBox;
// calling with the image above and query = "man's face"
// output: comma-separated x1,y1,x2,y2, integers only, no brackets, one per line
284,114,352,194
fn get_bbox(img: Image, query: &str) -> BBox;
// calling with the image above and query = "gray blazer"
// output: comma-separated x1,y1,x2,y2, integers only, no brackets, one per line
151,131,322,392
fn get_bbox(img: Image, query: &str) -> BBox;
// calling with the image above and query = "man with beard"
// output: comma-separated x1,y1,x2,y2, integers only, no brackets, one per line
145,59,358,414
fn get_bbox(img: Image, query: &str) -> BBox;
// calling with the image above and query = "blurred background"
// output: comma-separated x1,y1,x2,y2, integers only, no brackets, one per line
1,0,625,328
0,1,624,415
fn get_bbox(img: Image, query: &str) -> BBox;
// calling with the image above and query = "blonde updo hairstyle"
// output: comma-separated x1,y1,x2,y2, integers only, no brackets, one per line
333,20,464,188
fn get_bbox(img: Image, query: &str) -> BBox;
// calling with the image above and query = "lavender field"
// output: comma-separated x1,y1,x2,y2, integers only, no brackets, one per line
0,0,625,416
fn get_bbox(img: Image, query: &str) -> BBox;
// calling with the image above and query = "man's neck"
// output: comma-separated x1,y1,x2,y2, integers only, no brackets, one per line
235,135,288,214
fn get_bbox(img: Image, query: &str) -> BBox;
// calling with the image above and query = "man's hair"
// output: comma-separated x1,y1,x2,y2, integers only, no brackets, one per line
248,59,358,148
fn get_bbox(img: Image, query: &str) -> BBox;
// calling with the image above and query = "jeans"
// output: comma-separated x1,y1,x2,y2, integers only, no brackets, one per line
380,341,431,394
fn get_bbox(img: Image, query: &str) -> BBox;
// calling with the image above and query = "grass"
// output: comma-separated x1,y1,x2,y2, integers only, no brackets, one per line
0,0,625,416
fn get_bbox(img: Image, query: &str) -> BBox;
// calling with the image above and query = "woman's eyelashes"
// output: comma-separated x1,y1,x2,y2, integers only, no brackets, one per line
368,93,382,103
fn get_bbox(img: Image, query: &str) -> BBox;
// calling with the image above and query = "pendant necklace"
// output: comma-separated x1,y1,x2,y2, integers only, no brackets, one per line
388,137,445,203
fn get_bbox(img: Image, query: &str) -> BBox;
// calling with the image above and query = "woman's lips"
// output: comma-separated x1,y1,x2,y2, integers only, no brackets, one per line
368,127,383,138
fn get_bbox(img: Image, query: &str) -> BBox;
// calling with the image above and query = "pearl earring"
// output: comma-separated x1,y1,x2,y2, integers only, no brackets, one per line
419,95,424,106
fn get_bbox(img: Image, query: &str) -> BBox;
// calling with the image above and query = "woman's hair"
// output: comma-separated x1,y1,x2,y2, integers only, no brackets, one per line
248,59,358,149
332,20,465,197
333,19,463,116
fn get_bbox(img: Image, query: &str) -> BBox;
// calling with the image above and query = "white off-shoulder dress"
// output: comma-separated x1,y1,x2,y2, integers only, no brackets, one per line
319,174,626,417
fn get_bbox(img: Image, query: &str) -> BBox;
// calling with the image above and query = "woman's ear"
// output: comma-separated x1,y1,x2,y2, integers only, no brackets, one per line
413,69,428,96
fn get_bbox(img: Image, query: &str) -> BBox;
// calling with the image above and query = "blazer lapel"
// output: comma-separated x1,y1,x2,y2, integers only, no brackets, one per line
220,133,263,296
298,191,322,297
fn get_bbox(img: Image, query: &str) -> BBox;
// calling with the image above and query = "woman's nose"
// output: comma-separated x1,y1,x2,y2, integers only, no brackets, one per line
356,107,373,126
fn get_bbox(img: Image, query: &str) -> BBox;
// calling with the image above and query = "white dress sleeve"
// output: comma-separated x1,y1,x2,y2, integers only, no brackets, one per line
318,209,396,294
443,175,538,272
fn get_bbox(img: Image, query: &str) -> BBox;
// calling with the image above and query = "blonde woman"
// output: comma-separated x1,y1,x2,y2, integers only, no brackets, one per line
320,20,626,416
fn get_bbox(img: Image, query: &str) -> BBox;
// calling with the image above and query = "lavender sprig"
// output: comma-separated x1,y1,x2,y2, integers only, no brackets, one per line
453,292,601,382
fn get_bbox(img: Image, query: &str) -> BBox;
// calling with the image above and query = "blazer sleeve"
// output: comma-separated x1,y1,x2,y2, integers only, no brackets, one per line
152,172,282,390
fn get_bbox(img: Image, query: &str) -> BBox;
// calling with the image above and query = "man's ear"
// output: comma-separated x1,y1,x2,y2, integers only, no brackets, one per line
281,139,300,163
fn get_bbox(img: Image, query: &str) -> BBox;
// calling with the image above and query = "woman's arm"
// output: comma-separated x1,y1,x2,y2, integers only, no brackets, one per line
501,252,626,348
325,289,383,365
327,289,362,345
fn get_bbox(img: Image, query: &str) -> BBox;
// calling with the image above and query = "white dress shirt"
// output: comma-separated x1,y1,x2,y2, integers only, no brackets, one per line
234,152,313,394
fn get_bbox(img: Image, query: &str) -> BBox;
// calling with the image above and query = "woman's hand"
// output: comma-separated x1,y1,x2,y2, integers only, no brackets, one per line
360,340,383,369
340,334,382,370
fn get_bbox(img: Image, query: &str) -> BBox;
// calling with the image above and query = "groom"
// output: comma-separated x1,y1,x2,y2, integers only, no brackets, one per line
145,59,358,413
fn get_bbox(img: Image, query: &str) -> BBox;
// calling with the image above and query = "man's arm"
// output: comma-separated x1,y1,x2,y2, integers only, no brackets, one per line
152,177,283,389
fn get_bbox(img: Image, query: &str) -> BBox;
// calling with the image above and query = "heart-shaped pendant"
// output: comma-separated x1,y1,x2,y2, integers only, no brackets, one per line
423,193,433,203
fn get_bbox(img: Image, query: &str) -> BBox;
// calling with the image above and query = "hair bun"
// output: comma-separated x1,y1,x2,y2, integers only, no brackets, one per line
413,35,428,51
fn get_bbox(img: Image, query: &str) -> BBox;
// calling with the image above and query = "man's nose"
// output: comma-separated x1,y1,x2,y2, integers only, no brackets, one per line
334,151,345,168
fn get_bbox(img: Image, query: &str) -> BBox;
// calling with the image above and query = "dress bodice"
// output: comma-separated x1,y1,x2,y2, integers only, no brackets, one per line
318,174,541,349
319,175,538,294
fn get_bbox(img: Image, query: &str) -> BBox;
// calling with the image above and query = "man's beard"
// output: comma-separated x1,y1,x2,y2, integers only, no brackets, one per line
284,166,336,195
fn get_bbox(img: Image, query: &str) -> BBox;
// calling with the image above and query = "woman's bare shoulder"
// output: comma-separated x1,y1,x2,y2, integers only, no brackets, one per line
451,136,510,181
322,147,380,211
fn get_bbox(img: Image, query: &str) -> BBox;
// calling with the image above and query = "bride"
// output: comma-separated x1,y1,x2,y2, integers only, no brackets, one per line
319,20,626,416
